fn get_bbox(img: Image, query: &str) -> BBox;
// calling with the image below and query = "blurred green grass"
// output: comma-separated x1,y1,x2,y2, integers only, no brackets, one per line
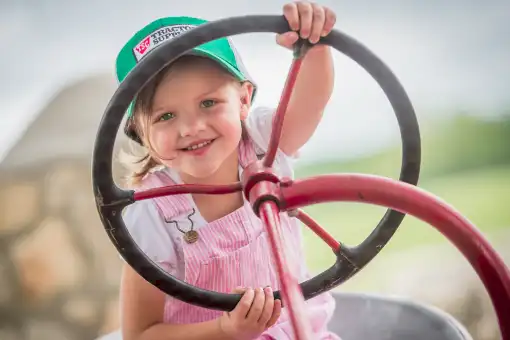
293,114,510,272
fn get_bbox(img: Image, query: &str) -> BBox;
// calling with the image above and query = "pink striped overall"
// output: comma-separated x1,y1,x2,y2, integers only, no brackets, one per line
137,138,340,339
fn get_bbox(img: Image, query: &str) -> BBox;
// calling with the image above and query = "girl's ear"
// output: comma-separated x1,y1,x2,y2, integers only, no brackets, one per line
239,81,254,121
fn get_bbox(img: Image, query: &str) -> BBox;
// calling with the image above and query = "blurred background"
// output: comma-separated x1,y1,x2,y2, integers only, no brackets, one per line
0,0,509,339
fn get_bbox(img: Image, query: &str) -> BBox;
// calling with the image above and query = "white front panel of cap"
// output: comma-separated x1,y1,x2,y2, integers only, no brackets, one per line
133,25,197,62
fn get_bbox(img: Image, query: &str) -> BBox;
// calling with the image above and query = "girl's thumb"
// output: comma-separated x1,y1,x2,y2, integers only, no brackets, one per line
276,31,299,49
231,286,247,294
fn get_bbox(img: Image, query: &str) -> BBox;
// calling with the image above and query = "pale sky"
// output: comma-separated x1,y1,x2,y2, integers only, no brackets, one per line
1,0,509,163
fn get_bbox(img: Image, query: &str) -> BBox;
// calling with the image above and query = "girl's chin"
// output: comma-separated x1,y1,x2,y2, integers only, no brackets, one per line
178,161,223,180
180,170,220,183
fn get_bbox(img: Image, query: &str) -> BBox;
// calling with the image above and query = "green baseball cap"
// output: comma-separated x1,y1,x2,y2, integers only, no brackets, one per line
115,16,256,143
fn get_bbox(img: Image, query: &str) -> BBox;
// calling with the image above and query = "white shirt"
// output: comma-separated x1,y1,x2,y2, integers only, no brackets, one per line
121,106,300,278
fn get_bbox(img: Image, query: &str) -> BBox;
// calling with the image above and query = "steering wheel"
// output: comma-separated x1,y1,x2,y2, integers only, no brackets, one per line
92,15,510,340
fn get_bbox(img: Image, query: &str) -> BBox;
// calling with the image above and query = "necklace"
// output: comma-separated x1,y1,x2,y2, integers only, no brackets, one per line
165,208,198,244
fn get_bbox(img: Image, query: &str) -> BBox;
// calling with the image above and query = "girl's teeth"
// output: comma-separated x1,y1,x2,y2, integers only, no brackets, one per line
186,140,211,151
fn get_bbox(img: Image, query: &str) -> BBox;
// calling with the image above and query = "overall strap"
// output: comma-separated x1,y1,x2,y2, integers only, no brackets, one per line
238,137,263,169
136,170,193,219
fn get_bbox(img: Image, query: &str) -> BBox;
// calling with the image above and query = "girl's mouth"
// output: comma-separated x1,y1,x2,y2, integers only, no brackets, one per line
180,139,216,154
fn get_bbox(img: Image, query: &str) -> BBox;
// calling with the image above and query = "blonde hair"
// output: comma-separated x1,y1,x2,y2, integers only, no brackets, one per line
118,56,250,188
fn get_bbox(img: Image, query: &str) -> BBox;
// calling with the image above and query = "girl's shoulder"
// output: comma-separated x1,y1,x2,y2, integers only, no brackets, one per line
244,106,274,150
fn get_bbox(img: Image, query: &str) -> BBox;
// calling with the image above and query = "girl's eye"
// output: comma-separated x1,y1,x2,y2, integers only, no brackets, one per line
201,99,216,108
158,112,175,122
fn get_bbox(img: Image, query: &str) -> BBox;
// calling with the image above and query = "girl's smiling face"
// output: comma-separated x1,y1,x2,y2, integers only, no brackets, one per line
135,56,254,182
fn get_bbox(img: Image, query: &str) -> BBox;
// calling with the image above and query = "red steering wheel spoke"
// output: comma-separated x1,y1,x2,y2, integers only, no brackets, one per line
263,40,310,168
293,208,341,251
133,182,242,201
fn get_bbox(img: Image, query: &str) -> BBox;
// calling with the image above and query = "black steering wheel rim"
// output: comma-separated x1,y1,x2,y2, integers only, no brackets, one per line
92,14,421,311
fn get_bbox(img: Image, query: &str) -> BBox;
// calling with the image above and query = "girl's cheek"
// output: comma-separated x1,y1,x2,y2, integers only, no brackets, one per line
150,129,176,155
217,108,243,132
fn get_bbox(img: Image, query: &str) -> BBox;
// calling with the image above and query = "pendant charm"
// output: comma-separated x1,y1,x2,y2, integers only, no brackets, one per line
184,230,199,244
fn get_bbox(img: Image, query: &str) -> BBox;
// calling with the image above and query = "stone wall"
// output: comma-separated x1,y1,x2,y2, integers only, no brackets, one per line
0,159,122,340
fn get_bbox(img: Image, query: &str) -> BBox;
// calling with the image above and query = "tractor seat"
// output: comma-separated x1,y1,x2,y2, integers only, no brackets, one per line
328,292,473,340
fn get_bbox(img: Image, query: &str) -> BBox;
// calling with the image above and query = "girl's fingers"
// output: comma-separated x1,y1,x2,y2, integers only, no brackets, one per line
280,2,336,46
283,2,300,31
232,288,255,318
322,7,337,36
246,288,265,322
309,3,325,43
258,287,274,325
266,298,282,328
296,1,313,39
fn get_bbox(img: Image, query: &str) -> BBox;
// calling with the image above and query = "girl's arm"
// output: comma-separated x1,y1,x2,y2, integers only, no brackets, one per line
275,2,336,157
120,264,227,340
280,45,334,157
120,264,281,340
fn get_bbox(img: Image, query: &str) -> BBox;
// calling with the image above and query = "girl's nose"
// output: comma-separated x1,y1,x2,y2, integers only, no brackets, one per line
180,114,206,137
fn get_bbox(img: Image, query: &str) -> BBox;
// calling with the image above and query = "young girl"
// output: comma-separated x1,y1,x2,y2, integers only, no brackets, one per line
117,2,338,339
